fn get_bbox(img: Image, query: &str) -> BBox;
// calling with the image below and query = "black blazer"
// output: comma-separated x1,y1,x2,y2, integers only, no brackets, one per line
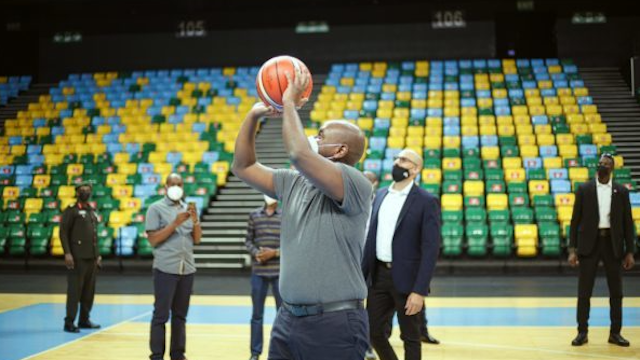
569,179,635,259
361,184,441,296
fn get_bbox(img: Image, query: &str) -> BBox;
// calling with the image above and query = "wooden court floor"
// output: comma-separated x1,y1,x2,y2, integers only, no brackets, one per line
1,294,638,360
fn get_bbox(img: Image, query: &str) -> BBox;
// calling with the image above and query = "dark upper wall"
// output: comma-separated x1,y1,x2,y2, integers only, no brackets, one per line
37,21,495,81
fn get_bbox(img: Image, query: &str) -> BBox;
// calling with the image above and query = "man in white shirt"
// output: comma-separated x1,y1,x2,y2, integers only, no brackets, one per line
362,149,441,360
568,153,636,347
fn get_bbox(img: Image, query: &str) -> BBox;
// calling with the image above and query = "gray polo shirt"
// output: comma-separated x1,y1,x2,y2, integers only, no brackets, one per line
145,197,196,275
273,163,372,304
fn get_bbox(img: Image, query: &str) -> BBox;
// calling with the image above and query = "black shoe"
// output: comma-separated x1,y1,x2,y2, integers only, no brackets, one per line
249,355,259,360
63,324,80,333
421,332,440,345
571,332,588,346
608,333,630,347
78,321,101,329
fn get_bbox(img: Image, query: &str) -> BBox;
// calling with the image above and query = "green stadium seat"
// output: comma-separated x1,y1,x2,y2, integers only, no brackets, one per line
488,209,510,223
527,168,546,180
535,207,557,223
464,195,485,208
509,193,530,207
443,170,463,182
532,194,554,208
442,180,462,194
490,222,513,257
466,223,488,257
507,182,527,194
486,180,506,193
442,210,463,223
420,183,440,196
485,168,504,181
465,208,487,223
442,223,464,257
512,207,534,224
28,225,50,256
539,222,562,257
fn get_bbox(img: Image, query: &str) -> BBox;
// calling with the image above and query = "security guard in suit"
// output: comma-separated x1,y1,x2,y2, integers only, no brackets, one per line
60,182,102,333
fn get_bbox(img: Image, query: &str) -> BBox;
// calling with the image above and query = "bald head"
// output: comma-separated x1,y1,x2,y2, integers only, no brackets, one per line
398,149,423,170
165,173,183,187
319,120,366,166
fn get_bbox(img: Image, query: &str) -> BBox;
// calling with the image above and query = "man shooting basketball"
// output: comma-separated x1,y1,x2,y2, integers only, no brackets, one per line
232,66,372,360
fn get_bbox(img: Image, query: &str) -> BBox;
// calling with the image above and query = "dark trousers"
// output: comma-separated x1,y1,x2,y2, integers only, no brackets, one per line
368,263,422,360
268,305,369,359
250,274,282,356
577,233,624,334
65,258,97,325
150,269,194,360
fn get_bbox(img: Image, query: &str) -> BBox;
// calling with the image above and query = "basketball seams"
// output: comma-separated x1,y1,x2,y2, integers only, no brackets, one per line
257,61,280,110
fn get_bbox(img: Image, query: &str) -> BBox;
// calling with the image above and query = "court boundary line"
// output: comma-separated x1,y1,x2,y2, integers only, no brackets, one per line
20,310,152,360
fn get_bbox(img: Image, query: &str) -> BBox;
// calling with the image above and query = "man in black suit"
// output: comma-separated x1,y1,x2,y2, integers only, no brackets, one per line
362,149,441,360
568,153,636,347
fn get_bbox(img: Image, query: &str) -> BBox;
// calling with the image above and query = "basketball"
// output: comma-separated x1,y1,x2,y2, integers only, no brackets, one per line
256,55,313,111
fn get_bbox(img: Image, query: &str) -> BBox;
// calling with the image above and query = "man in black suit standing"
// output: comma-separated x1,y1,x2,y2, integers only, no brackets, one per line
362,149,441,360
568,153,636,347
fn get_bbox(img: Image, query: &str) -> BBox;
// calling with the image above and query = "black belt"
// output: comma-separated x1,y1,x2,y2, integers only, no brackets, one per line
377,260,392,269
282,299,364,317
598,228,611,237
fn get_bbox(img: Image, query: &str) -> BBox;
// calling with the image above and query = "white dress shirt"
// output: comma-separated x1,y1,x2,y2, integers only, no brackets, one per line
376,182,413,262
596,177,612,229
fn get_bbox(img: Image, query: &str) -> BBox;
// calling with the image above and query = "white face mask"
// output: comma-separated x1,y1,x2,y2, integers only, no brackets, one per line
166,185,184,202
307,135,319,154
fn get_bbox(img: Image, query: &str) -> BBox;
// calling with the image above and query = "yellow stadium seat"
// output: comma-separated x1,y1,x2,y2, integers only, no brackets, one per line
585,114,602,124
566,114,584,124
11,145,26,156
498,125,515,136
118,163,138,175
593,133,612,146
113,153,130,165
588,123,607,134
407,126,424,137
112,185,133,199
520,145,539,158
387,137,405,149
505,168,526,182
529,180,550,196
424,136,442,148
581,105,598,114
66,164,84,176
556,134,574,146
421,169,442,184
479,125,497,136
24,197,43,213
442,157,461,170
632,208,640,221
570,124,588,135
441,194,463,211
487,194,508,210
569,167,589,182
515,224,538,257
555,193,575,207
463,181,485,196
442,136,461,148
503,157,522,169
32,175,51,189
559,145,578,158
357,118,373,130
389,127,407,138
613,155,624,169
120,197,143,212
2,186,20,200
557,206,574,222
391,117,409,128
461,126,478,137
57,184,76,199
108,211,130,229
543,157,562,169
106,173,127,186
426,117,443,127
406,137,423,148
212,161,230,174
536,134,555,146
481,146,500,160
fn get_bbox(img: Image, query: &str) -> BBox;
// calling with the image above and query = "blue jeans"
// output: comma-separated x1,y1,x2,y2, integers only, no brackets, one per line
268,306,369,360
251,274,282,355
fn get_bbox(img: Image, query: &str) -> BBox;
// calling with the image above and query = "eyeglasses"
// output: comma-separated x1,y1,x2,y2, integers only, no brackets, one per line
393,156,417,166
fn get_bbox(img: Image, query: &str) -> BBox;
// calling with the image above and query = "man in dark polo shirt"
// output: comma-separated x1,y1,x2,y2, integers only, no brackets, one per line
60,182,101,333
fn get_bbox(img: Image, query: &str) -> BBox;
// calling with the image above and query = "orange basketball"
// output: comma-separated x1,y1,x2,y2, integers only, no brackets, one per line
256,55,313,111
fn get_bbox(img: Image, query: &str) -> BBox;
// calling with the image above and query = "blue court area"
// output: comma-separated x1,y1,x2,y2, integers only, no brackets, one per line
2,302,640,360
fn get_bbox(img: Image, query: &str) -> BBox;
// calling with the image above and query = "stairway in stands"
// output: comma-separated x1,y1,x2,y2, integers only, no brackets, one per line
0,83,54,128
195,74,326,269
581,68,640,183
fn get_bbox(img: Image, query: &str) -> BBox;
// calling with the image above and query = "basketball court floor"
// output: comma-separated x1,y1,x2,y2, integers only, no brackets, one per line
1,273,638,360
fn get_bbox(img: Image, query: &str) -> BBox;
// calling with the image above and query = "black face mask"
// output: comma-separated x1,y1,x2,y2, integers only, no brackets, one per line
78,191,91,202
597,164,610,176
392,164,411,182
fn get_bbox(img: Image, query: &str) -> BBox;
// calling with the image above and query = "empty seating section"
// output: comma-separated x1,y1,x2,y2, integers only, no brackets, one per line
315,59,639,258
0,67,259,257
0,76,31,105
